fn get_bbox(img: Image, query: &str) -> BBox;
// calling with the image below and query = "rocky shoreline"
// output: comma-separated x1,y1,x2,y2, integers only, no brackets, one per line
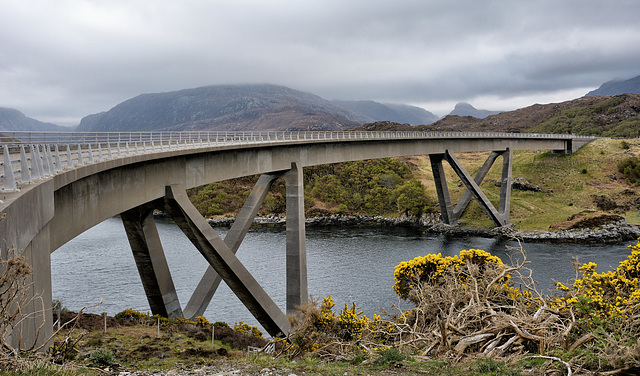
203,214,640,244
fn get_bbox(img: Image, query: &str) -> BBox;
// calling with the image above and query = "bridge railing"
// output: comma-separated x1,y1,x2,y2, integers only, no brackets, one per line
0,131,594,191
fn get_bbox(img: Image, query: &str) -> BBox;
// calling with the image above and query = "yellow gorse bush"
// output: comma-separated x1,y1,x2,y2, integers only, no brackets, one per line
552,239,640,324
393,249,505,302
337,303,370,340
234,321,264,339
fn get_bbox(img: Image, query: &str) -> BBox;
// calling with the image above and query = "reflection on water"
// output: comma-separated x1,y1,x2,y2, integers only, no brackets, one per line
51,217,631,330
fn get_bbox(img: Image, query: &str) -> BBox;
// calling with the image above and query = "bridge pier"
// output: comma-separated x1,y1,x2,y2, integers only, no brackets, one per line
119,163,309,336
121,204,183,319
283,162,308,313
430,149,512,227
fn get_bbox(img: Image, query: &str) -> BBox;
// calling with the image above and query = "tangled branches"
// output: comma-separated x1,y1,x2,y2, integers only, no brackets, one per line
0,246,37,355
286,243,640,374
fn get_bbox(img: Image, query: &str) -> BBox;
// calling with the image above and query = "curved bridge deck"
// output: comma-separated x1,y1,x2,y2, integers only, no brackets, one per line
0,130,595,349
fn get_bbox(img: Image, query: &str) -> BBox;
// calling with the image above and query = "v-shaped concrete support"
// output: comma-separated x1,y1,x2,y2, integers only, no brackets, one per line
182,172,284,319
162,184,291,337
122,163,309,337
430,149,512,227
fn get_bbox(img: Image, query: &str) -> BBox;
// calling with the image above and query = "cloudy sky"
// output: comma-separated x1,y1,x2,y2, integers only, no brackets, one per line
2,0,640,127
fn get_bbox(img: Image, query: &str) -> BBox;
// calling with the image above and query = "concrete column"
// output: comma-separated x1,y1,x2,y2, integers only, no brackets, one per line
163,185,290,337
498,149,513,220
429,154,454,224
121,205,183,319
283,162,308,313
183,172,283,319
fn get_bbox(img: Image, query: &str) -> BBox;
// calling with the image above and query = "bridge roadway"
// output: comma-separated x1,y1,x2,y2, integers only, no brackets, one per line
0,130,594,350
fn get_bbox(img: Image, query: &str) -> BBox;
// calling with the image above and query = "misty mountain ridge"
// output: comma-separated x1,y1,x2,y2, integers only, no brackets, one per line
448,102,503,118
77,84,371,132
0,107,69,132
586,74,640,96
331,100,439,125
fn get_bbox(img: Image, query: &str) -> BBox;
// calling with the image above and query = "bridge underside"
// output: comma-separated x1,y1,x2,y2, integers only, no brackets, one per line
121,163,309,337
119,148,514,338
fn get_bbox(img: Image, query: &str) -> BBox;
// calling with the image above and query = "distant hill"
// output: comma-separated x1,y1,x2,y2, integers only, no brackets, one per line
77,84,370,132
0,107,69,132
586,74,640,96
331,100,439,125
448,102,502,118
422,94,640,137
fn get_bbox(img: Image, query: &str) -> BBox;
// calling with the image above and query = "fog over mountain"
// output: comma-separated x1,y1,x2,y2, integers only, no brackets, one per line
0,107,69,132
331,100,439,125
586,74,640,97
448,102,503,119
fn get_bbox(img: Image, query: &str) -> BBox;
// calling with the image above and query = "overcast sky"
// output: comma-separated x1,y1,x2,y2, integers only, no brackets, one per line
2,0,640,127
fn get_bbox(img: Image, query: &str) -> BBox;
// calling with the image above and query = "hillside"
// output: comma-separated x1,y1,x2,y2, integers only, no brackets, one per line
77,84,369,132
331,100,439,125
0,107,69,132
424,94,640,137
586,74,640,96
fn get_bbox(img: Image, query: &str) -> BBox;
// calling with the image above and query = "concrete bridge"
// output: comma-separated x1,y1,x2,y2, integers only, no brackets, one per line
0,130,594,349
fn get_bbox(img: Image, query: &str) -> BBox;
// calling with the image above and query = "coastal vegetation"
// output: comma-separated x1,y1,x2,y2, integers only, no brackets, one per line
4,241,640,374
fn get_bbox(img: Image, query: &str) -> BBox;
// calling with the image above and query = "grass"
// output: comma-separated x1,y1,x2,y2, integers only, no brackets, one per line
0,322,541,376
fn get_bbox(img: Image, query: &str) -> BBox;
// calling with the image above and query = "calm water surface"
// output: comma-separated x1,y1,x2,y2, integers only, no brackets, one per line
51,217,632,330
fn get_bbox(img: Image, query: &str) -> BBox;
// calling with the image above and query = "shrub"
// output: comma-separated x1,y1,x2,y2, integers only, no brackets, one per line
393,249,505,303
617,156,640,186
114,308,148,322
551,239,640,327
90,348,115,367
373,346,405,366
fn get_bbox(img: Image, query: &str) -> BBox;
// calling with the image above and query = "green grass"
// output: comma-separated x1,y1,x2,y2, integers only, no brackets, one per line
446,138,640,231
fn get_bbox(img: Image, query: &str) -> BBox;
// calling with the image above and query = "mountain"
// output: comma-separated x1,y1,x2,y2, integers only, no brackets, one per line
331,100,439,125
448,102,502,118
586,74,640,96
77,84,370,132
0,107,69,132
423,94,640,137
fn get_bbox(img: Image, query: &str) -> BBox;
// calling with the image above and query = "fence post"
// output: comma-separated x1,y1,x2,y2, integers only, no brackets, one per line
66,145,73,169
2,145,16,190
19,145,31,182
76,144,84,166
44,145,55,174
88,144,94,163
54,145,62,172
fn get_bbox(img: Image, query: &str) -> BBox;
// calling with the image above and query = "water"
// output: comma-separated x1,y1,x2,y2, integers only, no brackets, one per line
51,217,632,330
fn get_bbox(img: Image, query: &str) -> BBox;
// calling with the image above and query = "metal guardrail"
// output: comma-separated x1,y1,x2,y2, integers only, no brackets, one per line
0,131,594,191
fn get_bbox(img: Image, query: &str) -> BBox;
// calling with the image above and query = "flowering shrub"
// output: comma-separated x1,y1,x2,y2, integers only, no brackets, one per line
194,316,211,327
393,249,505,303
174,316,196,325
114,308,149,322
315,296,336,329
337,303,370,340
552,240,640,328
234,321,264,339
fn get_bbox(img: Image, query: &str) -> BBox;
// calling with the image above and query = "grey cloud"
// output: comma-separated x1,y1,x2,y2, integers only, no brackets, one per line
1,0,640,126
